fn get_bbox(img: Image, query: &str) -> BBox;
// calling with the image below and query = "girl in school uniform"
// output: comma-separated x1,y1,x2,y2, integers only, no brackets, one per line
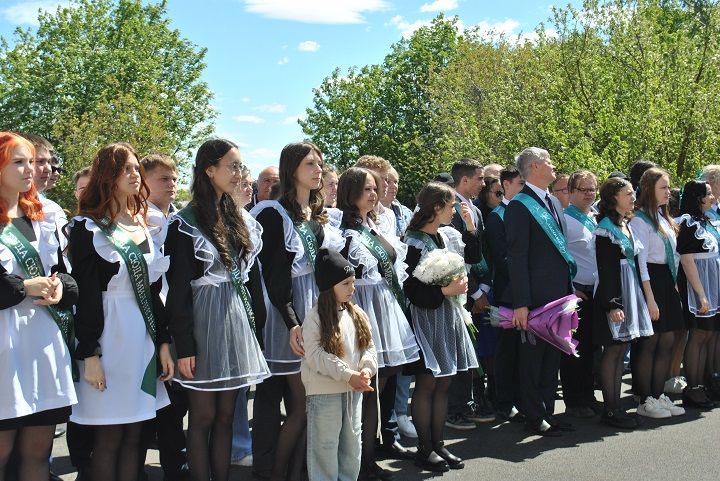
164,139,271,481
402,182,480,473
0,132,78,481
250,142,344,481
593,177,652,429
67,142,174,481
301,248,377,481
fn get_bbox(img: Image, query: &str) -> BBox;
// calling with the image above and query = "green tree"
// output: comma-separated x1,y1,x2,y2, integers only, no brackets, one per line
0,0,215,209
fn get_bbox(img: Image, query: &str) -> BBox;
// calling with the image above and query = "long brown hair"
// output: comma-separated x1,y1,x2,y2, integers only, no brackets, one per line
597,177,632,226
79,142,148,223
191,138,252,269
636,167,677,235
0,132,43,224
336,167,379,228
278,142,327,224
316,289,372,358
407,182,455,232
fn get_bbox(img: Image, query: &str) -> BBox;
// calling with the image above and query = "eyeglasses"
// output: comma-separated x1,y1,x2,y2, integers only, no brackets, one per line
222,162,244,174
575,188,597,194
553,187,569,194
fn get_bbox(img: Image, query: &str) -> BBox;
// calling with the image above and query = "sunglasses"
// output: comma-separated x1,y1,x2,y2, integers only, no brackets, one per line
493,190,503,198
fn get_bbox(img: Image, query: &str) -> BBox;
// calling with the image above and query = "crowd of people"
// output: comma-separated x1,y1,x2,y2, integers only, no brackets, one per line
1,130,719,481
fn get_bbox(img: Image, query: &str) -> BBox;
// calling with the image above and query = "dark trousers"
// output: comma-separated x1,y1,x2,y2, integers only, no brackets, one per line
560,292,598,408
139,385,189,477
519,336,561,426
447,370,473,415
251,375,289,477
494,327,521,413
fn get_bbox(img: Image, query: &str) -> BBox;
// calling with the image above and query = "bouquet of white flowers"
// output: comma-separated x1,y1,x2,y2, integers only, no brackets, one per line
412,249,477,338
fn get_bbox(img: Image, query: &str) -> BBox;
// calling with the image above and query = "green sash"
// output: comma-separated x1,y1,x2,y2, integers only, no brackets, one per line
294,221,319,269
0,222,78,381
97,218,157,396
633,210,677,281
349,225,406,307
598,217,640,280
176,206,256,333
405,229,439,253
452,200,489,278
513,192,577,279
564,204,597,233
706,208,720,222
491,204,506,222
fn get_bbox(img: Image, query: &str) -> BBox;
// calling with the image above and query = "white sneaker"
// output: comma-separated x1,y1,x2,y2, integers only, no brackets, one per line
397,414,418,438
637,396,672,419
664,376,687,394
658,394,686,416
231,454,253,467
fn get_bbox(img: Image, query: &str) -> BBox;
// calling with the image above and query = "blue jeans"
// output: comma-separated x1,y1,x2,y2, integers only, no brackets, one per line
231,387,251,461
394,374,413,416
306,392,362,481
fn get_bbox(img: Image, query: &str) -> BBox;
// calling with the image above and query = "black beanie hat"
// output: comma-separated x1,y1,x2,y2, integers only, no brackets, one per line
315,248,355,292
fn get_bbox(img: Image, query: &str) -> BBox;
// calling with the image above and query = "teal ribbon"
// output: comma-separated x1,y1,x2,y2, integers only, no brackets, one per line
294,221,319,269
513,192,577,279
491,203,506,221
633,210,677,281
349,224,406,308
176,206,256,333
564,204,597,233
704,218,720,245
598,217,640,280
97,218,157,396
706,208,720,222
0,222,78,381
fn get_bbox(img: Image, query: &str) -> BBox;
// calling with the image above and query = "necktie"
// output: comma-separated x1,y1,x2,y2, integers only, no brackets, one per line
545,194,559,225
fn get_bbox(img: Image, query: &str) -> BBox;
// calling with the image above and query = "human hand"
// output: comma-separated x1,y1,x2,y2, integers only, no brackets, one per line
512,307,529,330
698,296,709,315
349,371,374,392
647,299,659,321
459,203,476,232
442,276,468,296
178,356,195,379
84,355,106,391
608,309,625,323
289,325,305,356
23,276,57,298
159,343,174,381
471,295,490,314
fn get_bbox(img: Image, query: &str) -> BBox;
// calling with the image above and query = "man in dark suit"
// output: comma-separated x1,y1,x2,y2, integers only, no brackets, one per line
504,147,574,436
445,159,494,429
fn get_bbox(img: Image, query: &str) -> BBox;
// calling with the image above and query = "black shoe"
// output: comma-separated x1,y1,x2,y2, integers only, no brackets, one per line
496,406,526,423
565,406,596,418
548,416,575,432
377,440,415,460
600,409,636,430
164,463,190,481
49,472,63,481
683,386,716,410
358,462,396,481
525,421,562,437
433,442,464,469
414,449,449,473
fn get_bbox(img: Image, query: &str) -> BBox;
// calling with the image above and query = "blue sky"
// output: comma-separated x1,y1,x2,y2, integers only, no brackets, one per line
0,0,576,176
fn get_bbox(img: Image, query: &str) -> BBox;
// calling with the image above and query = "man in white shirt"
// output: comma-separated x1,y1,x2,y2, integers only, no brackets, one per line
561,170,600,418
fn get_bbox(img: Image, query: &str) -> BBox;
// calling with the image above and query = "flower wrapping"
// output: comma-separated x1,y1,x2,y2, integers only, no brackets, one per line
412,249,476,337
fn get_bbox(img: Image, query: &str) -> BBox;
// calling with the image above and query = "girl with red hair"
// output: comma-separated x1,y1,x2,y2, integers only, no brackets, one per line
0,132,79,481
67,142,174,481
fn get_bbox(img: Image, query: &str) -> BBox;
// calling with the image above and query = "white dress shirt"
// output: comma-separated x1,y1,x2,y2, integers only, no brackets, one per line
564,206,597,286
524,181,559,224
629,210,678,282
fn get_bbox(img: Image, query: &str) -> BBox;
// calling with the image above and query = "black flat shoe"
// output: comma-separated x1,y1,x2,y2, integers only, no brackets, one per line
414,450,449,473
358,462,396,481
548,416,576,432
433,442,464,469
377,440,415,460
600,409,636,430
525,422,563,437
683,387,717,410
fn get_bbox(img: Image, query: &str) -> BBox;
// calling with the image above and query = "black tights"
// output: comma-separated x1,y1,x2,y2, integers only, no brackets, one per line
187,389,239,481
685,328,714,388
90,423,142,481
270,373,306,481
0,425,55,481
411,373,452,452
360,366,401,468
600,343,627,411
706,332,720,377
635,331,676,401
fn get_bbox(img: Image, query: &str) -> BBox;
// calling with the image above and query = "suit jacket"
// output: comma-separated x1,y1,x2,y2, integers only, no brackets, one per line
484,205,510,305
504,185,572,309
450,195,491,296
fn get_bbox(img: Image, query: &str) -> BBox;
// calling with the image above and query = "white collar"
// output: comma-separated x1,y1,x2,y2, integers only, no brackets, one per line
456,191,472,205
501,197,510,206
525,181,550,201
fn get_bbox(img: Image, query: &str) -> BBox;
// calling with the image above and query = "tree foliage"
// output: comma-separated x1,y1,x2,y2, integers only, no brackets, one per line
302,1,720,204
0,0,215,209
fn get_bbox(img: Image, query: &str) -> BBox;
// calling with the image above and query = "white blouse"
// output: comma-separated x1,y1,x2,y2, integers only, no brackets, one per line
629,210,678,282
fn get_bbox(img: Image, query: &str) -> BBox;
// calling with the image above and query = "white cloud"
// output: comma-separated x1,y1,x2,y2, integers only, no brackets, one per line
281,114,308,125
277,56,289,65
234,115,265,124
254,103,287,113
243,0,388,24
420,0,458,13
0,1,66,26
247,148,279,159
387,15,432,39
298,40,320,52
240,97,251,103
474,19,521,38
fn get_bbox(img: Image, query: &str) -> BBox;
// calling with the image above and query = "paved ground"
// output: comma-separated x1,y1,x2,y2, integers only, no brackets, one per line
51,376,720,481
